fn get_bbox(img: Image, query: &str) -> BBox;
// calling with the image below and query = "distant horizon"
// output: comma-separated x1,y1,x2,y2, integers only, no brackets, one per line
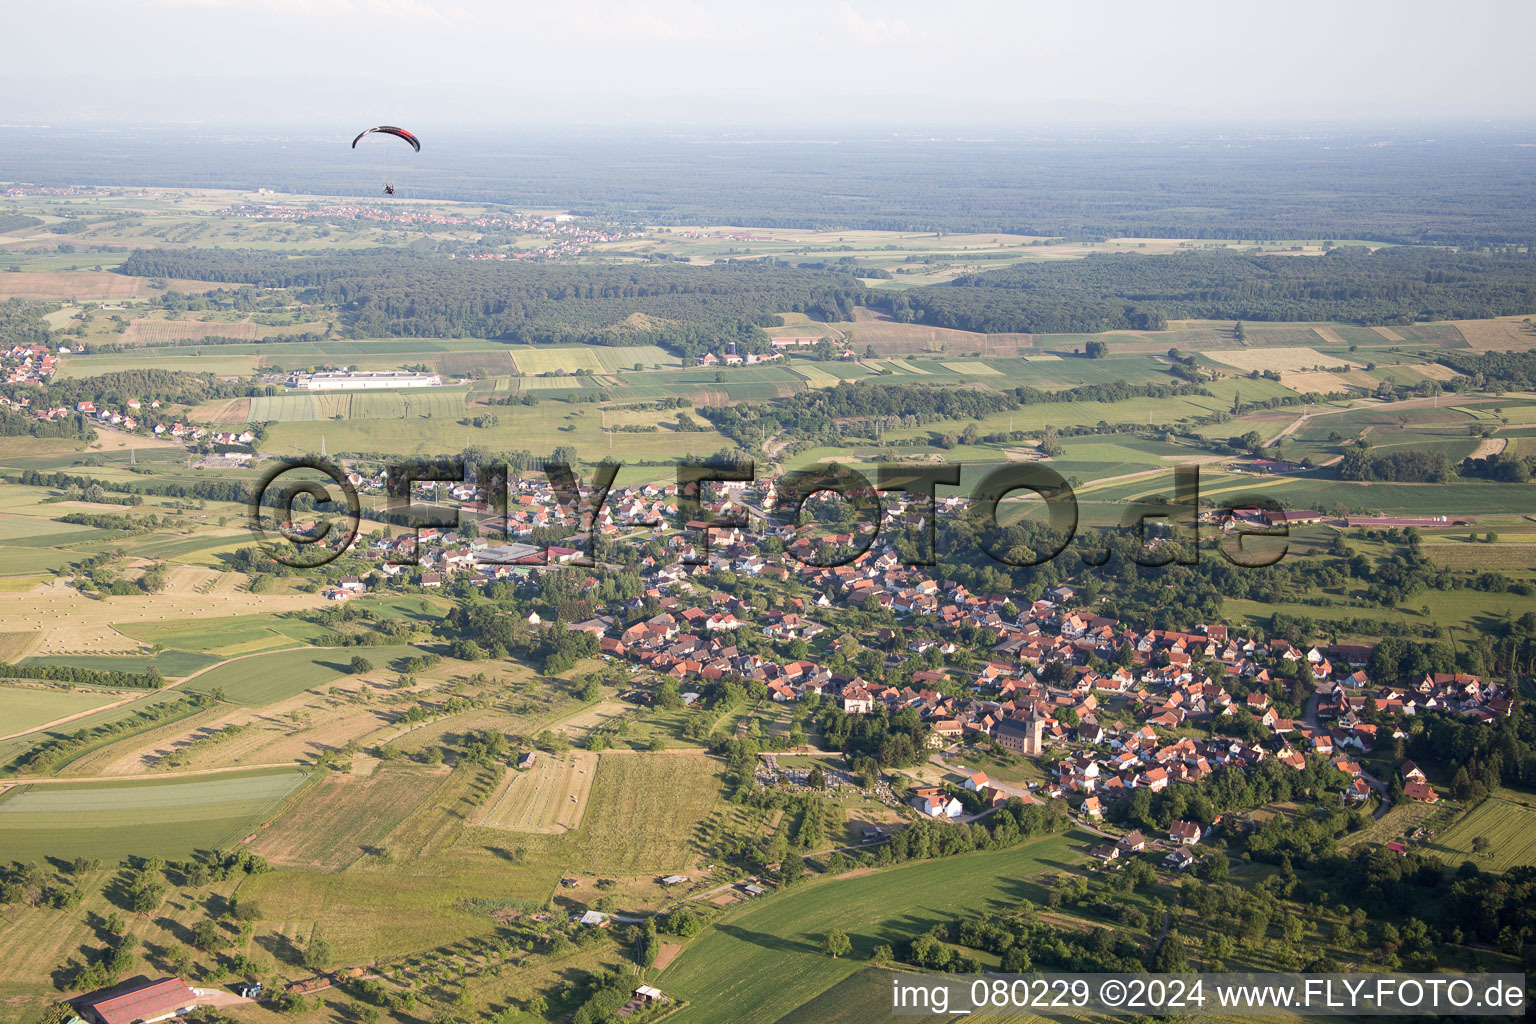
7,1,1535,126
5,113,1536,136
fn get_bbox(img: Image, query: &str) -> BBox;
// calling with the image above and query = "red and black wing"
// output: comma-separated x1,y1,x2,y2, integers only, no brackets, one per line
351,126,421,152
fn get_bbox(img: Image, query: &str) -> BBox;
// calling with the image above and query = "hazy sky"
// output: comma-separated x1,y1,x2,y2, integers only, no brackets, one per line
7,0,1535,125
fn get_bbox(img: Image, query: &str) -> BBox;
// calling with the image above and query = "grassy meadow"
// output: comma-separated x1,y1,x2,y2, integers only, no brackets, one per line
0,767,309,861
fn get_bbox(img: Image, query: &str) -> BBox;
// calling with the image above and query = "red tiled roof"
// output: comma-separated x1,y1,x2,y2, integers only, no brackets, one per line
84,978,197,1024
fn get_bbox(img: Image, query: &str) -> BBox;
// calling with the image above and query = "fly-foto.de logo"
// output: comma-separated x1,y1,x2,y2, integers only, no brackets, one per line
248,458,1291,571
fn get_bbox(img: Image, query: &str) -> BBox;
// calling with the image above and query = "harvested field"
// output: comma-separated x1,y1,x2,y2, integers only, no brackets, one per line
1279,370,1357,393
0,271,142,300
564,751,726,875
30,624,148,657
840,310,1033,356
249,764,445,870
1208,346,1359,373
471,750,597,834
1372,326,1407,342
554,700,632,738
939,360,1002,375
1415,362,1465,381
122,319,264,344
1470,437,1509,460
188,398,251,424
437,350,517,376
1451,317,1536,351
1312,325,1348,346
0,631,40,662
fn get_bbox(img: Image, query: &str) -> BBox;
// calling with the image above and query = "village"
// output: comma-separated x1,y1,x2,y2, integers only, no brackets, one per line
311,468,1511,850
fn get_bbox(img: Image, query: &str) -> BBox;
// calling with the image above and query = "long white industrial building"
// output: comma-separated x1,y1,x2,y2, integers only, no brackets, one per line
290,371,443,391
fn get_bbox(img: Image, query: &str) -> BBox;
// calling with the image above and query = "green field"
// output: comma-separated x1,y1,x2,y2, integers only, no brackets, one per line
0,767,308,861
561,752,726,875
1427,794,1536,871
509,344,679,375
114,613,330,655
181,644,424,704
660,831,1087,1024
0,685,123,732
262,401,733,458
18,650,223,678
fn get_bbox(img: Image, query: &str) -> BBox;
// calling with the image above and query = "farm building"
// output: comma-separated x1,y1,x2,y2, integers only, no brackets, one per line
78,977,198,1024
290,370,443,390
1346,515,1474,528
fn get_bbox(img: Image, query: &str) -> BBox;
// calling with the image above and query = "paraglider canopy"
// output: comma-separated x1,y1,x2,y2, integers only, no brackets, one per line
351,126,420,152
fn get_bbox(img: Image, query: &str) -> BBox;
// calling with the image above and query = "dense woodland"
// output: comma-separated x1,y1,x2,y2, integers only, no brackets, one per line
0,213,43,234
897,247,1536,333
115,243,1536,355
1440,349,1536,387
0,299,55,347
117,250,868,358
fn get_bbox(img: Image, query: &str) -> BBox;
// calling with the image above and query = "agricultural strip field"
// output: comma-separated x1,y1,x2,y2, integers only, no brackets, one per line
248,764,447,871
261,403,734,458
1426,794,1536,872
509,344,679,375
182,644,424,705
0,685,123,733
56,351,266,378
19,650,223,677
120,319,323,345
0,767,308,862
471,750,597,834
790,365,845,387
559,752,726,875
114,613,331,655
659,832,1087,1024
939,360,1003,375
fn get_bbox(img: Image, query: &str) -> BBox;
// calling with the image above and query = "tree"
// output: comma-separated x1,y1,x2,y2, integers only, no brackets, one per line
191,918,224,952
1152,929,1189,972
1084,340,1108,359
1472,835,1493,859
349,655,373,674
822,929,852,958
302,937,334,972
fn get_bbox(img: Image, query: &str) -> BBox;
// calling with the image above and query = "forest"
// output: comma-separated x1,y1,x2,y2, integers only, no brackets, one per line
116,250,870,356
114,243,1536,354
0,299,55,347
895,246,1536,333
